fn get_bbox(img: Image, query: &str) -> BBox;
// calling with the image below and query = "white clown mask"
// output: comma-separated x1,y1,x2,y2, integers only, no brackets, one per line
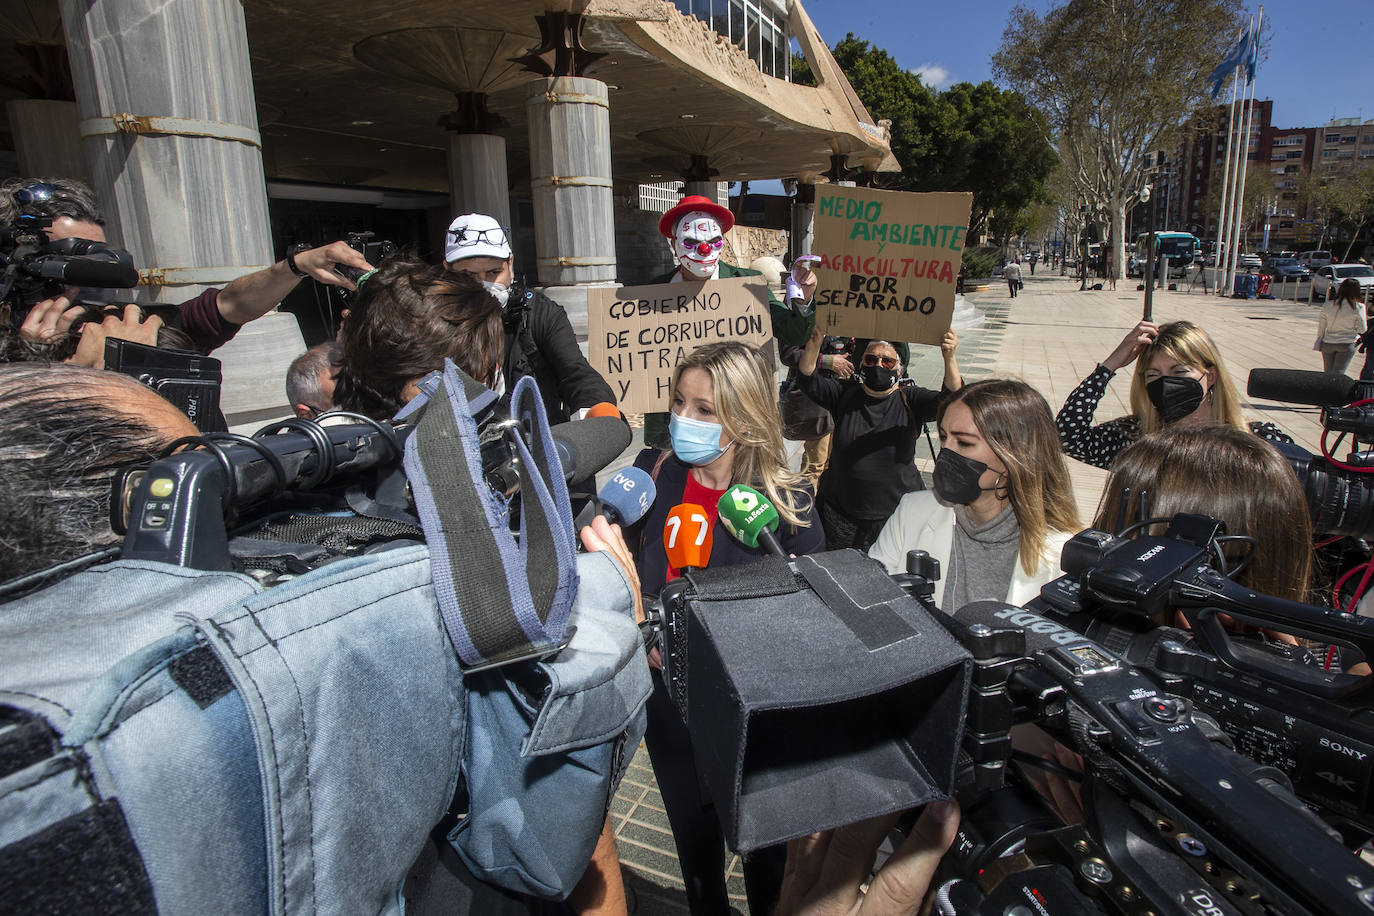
672,212,724,279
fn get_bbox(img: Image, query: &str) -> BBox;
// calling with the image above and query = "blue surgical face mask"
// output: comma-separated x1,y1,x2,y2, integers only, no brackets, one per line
669,410,732,466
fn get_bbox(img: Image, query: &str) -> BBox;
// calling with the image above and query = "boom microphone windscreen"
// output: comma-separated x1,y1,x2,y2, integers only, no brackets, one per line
37,256,139,290
551,415,633,485
1247,368,1360,407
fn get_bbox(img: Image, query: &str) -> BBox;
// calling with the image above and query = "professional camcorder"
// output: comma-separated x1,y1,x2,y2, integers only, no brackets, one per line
1249,368,1374,538
0,216,138,317
639,479,1374,914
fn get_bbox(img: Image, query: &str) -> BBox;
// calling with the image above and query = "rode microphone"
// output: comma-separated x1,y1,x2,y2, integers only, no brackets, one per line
548,414,632,485
1247,368,1368,407
664,503,713,572
716,484,786,558
573,466,656,531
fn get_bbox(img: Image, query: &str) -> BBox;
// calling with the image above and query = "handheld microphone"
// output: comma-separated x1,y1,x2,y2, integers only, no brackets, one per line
573,466,656,531
664,503,713,572
585,401,624,421
1247,368,1365,407
717,484,786,558
549,414,633,485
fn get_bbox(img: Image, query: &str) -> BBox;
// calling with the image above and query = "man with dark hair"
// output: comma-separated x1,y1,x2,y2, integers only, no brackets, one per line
0,362,198,581
2,177,372,354
286,341,343,418
334,261,505,419
444,213,614,424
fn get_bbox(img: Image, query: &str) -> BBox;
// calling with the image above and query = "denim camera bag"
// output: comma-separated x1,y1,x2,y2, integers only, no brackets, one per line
0,365,649,913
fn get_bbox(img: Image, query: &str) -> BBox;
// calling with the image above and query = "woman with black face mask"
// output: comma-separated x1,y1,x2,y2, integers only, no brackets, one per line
870,380,1081,612
1055,319,1293,470
795,324,962,550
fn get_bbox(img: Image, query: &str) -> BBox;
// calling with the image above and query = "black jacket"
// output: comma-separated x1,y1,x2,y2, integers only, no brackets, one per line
625,449,826,597
504,280,615,424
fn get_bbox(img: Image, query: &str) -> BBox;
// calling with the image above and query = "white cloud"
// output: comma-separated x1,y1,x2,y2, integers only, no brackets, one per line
912,63,952,89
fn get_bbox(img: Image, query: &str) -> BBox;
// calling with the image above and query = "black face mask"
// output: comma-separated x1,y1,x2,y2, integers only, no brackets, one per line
1145,375,1206,423
932,449,997,505
859,364,898,392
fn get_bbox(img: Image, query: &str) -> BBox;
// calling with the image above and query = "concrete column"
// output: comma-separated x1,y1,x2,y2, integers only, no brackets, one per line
526,77,616,337
683,180,726,205
447,133,510,226
6,100,89,181
61,0,274,306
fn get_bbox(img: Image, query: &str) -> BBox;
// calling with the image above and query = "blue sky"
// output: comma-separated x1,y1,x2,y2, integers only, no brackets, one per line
800,0,1372,130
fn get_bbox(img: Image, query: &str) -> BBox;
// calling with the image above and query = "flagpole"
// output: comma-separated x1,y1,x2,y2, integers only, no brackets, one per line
1225,13,1257,296
1214,63,1242,296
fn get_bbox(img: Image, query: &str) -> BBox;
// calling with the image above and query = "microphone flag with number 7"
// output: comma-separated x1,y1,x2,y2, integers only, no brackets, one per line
717,484,785,557
664,503,713,571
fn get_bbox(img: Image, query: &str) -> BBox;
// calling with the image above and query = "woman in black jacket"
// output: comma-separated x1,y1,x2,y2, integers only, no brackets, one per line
624,340,823,916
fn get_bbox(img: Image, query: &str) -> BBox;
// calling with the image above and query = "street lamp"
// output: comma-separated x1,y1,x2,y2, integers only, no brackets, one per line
1141,185,1156,321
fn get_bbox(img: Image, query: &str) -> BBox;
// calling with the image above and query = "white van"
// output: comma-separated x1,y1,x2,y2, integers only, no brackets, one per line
1300,250,1333,269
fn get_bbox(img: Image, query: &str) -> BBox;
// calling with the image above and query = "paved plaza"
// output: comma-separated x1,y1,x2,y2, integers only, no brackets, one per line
608,269,1337,914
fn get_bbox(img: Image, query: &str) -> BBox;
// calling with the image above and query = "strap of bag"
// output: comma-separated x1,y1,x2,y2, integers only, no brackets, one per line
398,360,579,671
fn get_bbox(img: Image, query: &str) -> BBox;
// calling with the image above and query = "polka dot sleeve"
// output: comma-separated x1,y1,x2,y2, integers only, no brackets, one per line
1055,364,1140,469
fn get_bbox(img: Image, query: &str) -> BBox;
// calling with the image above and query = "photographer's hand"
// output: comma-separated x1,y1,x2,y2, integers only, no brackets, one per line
68,304,163,369
18,288,83,343
294,241,375,291
775,800,960,916
579,515,644,627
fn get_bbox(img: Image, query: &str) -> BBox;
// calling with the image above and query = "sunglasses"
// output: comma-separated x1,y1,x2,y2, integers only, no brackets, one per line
447,226,510,247
14,183,58,205
861,354,899,369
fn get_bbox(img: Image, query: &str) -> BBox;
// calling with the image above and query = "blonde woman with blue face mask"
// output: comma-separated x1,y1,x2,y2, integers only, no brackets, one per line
621,340,823,916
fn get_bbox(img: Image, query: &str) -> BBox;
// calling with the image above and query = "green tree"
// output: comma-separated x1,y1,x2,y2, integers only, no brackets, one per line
993,0,1246,280
1306,163,1374,260
824,36,1056,241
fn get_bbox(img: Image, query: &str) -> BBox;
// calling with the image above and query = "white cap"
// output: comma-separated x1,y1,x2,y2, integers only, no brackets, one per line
445,213,511,264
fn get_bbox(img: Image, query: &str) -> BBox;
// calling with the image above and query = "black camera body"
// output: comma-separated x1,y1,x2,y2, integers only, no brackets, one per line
0,217,139,316
104,338,225,433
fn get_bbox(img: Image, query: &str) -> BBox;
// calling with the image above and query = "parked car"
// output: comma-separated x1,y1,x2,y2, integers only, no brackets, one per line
1311,263,1374,299
1260,257,1310,281
1237,253,1263,269
1300,250,1333,269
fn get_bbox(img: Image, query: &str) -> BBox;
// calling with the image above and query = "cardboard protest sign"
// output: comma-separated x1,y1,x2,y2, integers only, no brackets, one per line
812,186,973,345
588,276,772,414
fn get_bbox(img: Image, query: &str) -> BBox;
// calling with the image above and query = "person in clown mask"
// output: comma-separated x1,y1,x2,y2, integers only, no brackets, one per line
795,323,962,552
622,340,823,916
1055,319,1293,471
444,212,614,424
870,379,1081,613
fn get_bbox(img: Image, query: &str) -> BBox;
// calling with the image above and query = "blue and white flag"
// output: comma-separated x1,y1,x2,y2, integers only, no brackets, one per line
1208,26,1251,98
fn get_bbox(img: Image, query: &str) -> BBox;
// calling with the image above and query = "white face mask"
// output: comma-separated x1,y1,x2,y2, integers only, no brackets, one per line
672,213,724,279
480,280,511,308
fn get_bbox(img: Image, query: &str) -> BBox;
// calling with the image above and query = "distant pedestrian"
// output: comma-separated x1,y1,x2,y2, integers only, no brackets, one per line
1029,252,1038,275
1004,259,1022,298
1316,278,1367,375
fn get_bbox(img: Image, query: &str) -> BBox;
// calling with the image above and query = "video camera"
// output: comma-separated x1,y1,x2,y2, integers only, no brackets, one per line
1249,368,1374,538
637,479,1374,913
0,216,139,317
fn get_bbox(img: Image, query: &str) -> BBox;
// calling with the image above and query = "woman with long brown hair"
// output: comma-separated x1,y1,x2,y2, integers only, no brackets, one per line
1056,319,1292,470
870,379,1081,612
1317,277,1368,375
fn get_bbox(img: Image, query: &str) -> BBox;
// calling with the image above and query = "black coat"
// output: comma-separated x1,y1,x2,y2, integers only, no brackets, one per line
503,281,615,424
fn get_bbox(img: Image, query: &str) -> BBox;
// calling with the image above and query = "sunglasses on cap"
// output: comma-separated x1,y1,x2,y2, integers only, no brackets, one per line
446,226,510,247
13,183,59,205
861,354,899,369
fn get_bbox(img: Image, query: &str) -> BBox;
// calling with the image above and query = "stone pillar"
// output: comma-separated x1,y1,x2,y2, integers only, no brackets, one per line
448,133,510,227
683,180,725,204
526,76,616,337
6,100,89,181
61,0,274,306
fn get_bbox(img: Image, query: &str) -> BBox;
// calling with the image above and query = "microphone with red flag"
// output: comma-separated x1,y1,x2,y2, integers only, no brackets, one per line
664,503,713,573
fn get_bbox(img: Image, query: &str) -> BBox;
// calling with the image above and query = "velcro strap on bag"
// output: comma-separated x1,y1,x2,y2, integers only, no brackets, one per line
399,361,579,670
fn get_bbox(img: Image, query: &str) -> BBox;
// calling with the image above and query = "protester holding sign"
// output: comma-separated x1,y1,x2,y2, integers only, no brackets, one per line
623,341,823,916
638,194,817,446
795,324,962,551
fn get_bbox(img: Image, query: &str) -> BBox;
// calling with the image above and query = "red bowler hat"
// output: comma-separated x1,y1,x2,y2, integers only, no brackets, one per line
658,194,735,238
